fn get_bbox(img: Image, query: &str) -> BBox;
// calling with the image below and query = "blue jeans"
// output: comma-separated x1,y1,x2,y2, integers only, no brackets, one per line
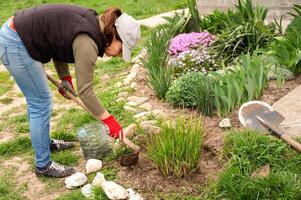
0,19,52,168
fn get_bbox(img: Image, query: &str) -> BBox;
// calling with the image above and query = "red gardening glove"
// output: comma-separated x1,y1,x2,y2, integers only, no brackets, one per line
58,76,77,99
101,115,124,141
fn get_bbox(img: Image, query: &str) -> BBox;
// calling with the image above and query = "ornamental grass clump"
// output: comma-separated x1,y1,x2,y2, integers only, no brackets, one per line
146,117,203,178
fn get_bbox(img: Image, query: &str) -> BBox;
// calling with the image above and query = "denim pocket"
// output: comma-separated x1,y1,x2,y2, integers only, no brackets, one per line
0,46,9,65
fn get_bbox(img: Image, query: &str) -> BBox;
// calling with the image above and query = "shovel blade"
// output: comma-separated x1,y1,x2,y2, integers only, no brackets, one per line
239,101,285,133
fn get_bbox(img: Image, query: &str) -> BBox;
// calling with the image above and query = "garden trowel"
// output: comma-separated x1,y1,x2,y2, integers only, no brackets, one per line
239,101,301,153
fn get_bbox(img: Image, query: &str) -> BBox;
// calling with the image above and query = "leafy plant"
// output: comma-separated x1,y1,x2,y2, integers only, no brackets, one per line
288,4,301,18
187,0,201,32
142,12,191,99
146,117,203,178
166,72,215,116
211,53,268,116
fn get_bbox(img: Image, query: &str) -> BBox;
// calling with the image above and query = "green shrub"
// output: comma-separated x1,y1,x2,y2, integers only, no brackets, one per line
142,13,190,99
166,72,215,116
146,117,203,178
208,130,301,199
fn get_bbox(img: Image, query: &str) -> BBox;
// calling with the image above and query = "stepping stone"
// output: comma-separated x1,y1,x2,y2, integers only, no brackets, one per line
134,112,150,119
141,125,161,135
219,118,232,128
124,105,137,113
139,103,152,111
273,85,301,137
140,120,157,127
127,96,149,106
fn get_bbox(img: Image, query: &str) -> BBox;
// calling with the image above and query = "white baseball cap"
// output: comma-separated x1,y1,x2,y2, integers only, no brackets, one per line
115,13,141,62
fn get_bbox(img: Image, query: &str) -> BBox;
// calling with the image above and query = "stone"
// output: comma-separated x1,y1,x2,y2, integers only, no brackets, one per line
251,164,270,178
86,159,103,174
124,78,133,86
134,112,150,119
101,74,110,82
81,184,94,199
151,109,165,118
118,92,129,98
126,102,138,107
127,188,144,200
124,106,137,113
219,118,232,128
114,82,123,88
92,172,128,200
138,103,152,111
141,125,161,134
124,124,138,138
130,82,138,89
65,172,88,189
116,98,125,102
127,96,149,106
140,120,157,127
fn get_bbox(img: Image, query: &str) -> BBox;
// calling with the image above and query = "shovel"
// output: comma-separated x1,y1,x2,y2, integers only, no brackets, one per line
238,101,301,153
46,73,141,166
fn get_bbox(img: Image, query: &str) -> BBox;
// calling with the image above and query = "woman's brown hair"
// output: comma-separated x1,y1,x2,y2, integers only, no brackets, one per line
100,7,122,47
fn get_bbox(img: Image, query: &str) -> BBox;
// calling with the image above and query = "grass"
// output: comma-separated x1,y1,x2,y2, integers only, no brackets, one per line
7,113,30,133
0,71,14,96
207,129,301,199
147,116,203,178
0,136,32,157
51,150,80,166
0,97,13,104
0,0,187,25
0,171,24,200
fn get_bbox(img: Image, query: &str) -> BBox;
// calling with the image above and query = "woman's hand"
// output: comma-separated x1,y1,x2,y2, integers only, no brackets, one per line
101,114,123,142
59,75,77,99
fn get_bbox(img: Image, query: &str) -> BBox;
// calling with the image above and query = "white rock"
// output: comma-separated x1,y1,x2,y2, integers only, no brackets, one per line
219,118,232,128
130,82,138,89
123,124,138,138
114,82,123,88
118,92,129,98
101,74,110,82
116,98,125,102
127,96,149,106
140,120,157,127
141,125,161,134
138,103,152,111
124,105,138,113
81,184,94,199
86,159,103,174
134,112,150,119
123,78,132,86
130,64,140,74
92,172,128,200
65,172,88,189
127,188,144,200
126,101,138,107
151,109,165,118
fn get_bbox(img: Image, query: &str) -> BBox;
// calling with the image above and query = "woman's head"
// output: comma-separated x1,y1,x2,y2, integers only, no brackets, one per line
100,7,141,61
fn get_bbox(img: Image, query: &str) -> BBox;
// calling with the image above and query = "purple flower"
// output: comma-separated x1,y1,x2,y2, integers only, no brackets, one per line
168,32,215,57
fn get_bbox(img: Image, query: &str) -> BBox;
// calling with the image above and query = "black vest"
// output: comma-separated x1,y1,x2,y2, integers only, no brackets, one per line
14,4,105,63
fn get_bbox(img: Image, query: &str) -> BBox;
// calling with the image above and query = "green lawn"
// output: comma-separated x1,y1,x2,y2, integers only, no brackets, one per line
0,0,187,25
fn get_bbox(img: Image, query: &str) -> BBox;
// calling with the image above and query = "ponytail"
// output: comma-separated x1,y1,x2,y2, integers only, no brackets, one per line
100,7,122,47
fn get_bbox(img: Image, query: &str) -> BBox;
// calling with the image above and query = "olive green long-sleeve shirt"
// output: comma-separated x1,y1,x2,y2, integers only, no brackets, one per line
53,33,105,116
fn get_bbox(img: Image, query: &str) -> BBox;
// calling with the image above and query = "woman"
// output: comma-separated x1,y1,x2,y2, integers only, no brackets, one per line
0,4,140,178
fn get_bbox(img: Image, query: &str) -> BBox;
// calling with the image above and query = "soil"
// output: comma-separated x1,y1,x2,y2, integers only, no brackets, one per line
1,64,300,199
112,67,301,199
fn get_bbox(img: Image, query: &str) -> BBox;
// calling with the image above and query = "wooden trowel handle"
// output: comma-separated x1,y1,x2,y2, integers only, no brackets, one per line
123,136,140,152
281,134,301,153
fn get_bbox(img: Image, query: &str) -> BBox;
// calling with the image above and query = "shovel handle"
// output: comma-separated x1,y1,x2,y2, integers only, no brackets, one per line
281,134,301,153
46,73,91,114
123,136,140,152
